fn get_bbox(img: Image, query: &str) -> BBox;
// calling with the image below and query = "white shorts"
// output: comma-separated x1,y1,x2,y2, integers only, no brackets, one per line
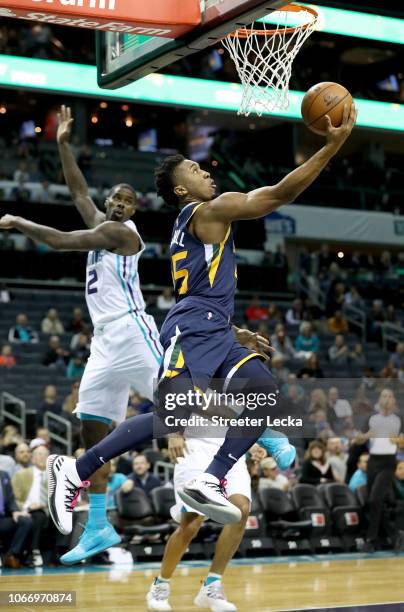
75,312,162,423
172,437,251,522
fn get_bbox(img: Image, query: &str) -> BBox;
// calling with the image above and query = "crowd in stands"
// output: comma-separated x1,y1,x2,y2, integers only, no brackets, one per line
1,380,403,567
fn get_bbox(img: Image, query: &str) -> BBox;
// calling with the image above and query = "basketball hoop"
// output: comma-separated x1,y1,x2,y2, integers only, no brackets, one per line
222,3,318,117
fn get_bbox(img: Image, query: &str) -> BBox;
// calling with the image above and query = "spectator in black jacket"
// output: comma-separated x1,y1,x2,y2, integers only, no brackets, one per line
42,336,69,371
120,454,161,498
0,469,33,568
300,440,337,486
8,313,38,344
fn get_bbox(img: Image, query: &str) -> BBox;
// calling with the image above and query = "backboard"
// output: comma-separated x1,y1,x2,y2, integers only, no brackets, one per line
96,0,285,89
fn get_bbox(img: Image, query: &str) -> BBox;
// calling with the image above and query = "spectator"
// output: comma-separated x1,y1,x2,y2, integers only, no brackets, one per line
270,324,295,362
295,322,319,355
66,355,85,379
390,342,404,370
328,310,349,334
68,307,87,333
156,287,175,311
308,389,328,416
34,180,53,203
386,304,398,325
270,354,289,384
42,336,69,370
63,381,80,415
0,344,16,368
300,440,337,485
8,313,39,344
13,161,30,182
120,454,161,498
41,308,65,335
281,376,306,411
35,428,50,448
267,302,282,323
379,361,397,380
258,457,289,492
245,296,268,322
298,354,324,379
0,469,33,569
317,243,333,273
328,334,349,364
326,282,345,316
36,385,63,425
70,331,91,352
12,445,50,567
0,450,17,477
311,409,335,440
349,343,367,367
285,298,304,326
0,283,11,303
348,453,369,492
70,333,90,361
326,437,348,483
0,426,24,456
328,386,352,420
14,443,32,473
344,285,364,308
368,300,385,342
11,178,31,203
394,460,404,501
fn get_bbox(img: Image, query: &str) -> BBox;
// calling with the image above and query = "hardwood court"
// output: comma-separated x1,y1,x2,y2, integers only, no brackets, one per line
2,556,404,612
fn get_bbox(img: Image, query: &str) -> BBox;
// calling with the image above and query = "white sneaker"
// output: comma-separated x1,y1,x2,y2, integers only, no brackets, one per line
178,474,241,525
32,550,43,567
194,582,237,611
47,454,90,535
146,579,172,611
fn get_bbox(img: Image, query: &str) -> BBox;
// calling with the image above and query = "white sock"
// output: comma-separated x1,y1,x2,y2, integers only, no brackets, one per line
156,575,170,584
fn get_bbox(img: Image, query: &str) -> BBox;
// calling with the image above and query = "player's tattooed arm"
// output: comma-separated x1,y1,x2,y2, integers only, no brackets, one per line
57,105,106,229
0,215,139,254
198,104,357,224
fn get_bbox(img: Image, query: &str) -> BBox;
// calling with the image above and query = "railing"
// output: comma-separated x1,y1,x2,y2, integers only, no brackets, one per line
296,274,326,310
153,460,174,484
343,304,366,343
381,322,404,351
0,392,27,439
44,411,73,456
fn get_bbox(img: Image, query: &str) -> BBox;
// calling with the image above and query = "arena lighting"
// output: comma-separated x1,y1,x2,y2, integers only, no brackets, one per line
262,4,404,45
0,55,404,132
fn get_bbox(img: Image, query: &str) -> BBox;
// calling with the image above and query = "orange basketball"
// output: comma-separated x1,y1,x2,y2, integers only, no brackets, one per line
301,82,353,136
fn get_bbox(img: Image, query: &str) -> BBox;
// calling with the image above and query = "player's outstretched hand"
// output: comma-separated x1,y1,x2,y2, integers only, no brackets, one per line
168,435,187,463
325,103,357,151
57,104,74,145
234,327,275,359
0,214,17,229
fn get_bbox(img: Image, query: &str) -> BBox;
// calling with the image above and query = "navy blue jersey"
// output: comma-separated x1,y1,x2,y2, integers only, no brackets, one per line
170,202,237,318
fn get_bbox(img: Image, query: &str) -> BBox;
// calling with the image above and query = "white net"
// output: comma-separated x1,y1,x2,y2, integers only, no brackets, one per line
222,4,318,117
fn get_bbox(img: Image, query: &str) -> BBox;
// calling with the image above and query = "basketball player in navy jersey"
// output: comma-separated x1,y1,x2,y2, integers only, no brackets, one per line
23,103,355,534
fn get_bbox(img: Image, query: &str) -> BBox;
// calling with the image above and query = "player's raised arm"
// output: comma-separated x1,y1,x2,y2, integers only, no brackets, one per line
201,104,357,224
0,215,138,254
57,105,105,229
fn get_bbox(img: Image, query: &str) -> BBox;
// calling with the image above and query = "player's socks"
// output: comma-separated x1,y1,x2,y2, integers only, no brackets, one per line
87,493,107,529
204,573,222,586
156,576,170,584
76,413,170,481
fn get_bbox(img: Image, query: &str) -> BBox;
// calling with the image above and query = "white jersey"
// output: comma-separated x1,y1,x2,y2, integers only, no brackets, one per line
85,219,146,327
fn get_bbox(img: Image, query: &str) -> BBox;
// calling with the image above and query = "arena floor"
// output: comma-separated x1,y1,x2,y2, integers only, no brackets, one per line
1,553,404,612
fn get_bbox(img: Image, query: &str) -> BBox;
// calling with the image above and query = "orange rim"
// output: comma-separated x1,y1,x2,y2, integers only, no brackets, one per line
228,3,318,38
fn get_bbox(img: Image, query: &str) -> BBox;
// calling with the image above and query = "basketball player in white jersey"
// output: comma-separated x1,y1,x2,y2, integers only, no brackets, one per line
0,105,162,564
147,432,251,612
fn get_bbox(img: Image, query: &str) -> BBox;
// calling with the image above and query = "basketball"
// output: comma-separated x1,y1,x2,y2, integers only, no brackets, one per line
301,82,353,135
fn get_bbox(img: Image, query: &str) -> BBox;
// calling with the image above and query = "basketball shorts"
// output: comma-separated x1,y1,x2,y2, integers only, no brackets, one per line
171,436,251,521
159,297,263,392
74,312,162,424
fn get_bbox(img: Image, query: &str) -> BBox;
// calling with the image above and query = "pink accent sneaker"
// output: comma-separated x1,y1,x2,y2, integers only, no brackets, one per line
47,454,90,535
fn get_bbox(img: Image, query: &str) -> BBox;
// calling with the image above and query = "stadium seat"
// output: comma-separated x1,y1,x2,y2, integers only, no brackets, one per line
291,484,330,535
259,488,312,537
321,483,362,536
